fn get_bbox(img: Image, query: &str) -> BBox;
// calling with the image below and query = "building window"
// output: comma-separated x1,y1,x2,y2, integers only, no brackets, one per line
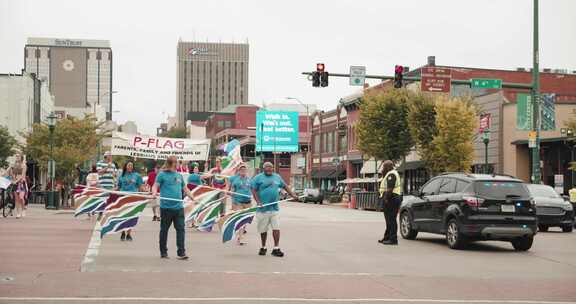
35,48,40,58
340,133,348,152
224,120,232,128
96,50,102,60
314,134,320,154
217,121,224,128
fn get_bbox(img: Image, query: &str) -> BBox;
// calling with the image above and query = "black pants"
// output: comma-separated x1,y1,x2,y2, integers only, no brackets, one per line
159,208,186,256
382,194,402,242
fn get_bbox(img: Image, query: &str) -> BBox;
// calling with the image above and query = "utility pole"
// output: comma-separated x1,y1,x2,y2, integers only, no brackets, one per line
531,0,541,184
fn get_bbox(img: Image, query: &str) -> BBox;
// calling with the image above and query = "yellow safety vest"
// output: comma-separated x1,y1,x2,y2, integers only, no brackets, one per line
380,169,402,197
569,188,576,203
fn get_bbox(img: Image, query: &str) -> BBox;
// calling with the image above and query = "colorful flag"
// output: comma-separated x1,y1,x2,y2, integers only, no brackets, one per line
184,186,223,223
100,195,150,238
195,198,225,232
220,206,258,243
220,139,243,176
74,194,108,217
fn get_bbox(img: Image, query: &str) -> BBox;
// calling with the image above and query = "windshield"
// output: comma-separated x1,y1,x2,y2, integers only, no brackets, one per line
526,184,560,198
474,181,530,200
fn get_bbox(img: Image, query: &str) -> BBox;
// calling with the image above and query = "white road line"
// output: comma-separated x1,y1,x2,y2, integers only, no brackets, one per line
0,298,574,303
80,221,101,272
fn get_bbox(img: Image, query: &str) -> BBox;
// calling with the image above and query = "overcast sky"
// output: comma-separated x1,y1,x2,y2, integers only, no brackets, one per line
1,0,575,135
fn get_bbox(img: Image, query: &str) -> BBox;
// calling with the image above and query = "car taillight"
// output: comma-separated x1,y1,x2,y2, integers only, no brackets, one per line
463,196,485,209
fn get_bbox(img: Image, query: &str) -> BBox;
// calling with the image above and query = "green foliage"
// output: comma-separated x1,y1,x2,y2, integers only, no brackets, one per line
160,126,187,138
407,93,437,166
426,95,478,174
23,115,106,186
356,89,413,163
0,126,17,168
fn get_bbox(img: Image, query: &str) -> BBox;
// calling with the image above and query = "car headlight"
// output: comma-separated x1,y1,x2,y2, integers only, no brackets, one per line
564,202,574,211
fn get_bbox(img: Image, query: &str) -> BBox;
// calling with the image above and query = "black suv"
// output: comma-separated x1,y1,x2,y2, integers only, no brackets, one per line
399,173,537,251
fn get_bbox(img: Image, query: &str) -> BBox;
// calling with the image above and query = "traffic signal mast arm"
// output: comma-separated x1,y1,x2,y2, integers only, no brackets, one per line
301,72,533,90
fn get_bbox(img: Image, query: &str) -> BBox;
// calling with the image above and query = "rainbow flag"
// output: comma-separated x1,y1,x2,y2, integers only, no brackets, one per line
184,186,223,223
220,206,257,243
220,139,243,176
74,193,109,217
195,198,225,232
99,195,150,238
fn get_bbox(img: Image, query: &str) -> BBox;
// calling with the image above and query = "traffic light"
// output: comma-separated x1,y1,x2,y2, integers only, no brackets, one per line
321,71,329,87
312,63,328,88
312,72,320,87
394,65,403,88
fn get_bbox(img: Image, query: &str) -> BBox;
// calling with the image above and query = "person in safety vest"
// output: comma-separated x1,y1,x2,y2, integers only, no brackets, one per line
378,160,402,245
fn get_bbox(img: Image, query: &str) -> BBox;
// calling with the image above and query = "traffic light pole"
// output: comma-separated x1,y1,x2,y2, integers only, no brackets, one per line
531,0,541,184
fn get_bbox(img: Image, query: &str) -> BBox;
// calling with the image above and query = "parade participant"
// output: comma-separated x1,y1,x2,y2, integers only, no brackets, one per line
152,156,194,260
86,165,99,188
208,157,228,190
228,163,252,245
117,160,144,241
251,162,298,257
378,160,402,246
147,162,161,221
97,152,117,190
186,162,204,190
176,161,189,173
9,154,28,218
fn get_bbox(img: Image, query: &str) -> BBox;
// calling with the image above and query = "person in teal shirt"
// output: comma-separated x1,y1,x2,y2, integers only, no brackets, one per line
228,163,252,245
152,156,194,260
186,162,204,190
250,162,298,257
116,161,144,242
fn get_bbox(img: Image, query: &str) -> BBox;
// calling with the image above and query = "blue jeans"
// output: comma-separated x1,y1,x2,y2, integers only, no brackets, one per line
159,208,186,256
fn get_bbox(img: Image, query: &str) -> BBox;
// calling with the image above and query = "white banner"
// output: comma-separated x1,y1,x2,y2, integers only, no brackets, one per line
110,132,210,161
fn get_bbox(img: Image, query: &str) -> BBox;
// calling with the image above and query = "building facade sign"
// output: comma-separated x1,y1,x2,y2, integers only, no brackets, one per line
256,111,299,152
111,132,210,161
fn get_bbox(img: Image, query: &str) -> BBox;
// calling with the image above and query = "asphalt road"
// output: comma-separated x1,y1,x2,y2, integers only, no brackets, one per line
1,203,575,304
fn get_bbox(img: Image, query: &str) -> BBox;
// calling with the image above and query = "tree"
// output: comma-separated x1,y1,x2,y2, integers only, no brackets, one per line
0,126,17,168
356,89,414,163
160,126,187,138
407,93,438,167
426,95,477,174
23,115,106,189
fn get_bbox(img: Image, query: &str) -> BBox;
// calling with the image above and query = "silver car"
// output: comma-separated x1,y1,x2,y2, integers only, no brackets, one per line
526,184,574,233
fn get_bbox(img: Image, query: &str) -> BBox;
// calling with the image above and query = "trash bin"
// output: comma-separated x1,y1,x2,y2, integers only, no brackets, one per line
45,191,60,210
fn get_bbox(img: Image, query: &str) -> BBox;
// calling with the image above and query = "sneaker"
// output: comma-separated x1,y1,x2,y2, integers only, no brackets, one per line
271,248,285,257
258,248,267,256
381,240,398,245
120,232,126,241
126,234,133,241
177,255,189,260
160,254,169,259
378,238,389,244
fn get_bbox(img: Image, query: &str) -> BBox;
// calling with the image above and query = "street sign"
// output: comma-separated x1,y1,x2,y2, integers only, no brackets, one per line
471,78,502,89
528,131,537,148
540,93,556,131
256,111,300,152
349,66,366,86
421,67,452,93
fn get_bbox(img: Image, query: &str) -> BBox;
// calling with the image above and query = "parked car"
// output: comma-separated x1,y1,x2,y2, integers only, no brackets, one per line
526,184,574,232
399,173,537,251
301,188,324,204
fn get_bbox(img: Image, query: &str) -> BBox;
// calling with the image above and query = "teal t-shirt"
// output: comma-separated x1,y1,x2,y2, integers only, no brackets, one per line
187,173,203,186
156,171,185,209
250,173,286,212
117,172,143,192
229,175,252,204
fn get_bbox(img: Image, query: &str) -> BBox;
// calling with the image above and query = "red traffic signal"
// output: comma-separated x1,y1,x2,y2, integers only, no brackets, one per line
316,63,325,72
394,65,404,88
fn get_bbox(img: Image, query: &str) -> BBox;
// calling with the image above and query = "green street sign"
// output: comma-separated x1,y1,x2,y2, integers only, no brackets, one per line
471,78,502,89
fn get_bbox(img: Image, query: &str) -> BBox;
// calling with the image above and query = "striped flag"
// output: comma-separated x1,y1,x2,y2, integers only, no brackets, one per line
195,198,225,232
220,139,243,176
219,206,258,243
74,193,109,217
99,195,150,238
184,186,223,223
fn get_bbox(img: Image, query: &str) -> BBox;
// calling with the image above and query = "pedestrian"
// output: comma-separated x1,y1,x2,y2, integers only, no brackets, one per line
251,162,298,257
186,162,204,191
117,160,144,241
228,163,252,245
378,160,402,246
152,156,194,260
86,165,99,188
9,154,28,218
97,152,117,190
208,157,228,190
147,162,161,221
176,161,189,173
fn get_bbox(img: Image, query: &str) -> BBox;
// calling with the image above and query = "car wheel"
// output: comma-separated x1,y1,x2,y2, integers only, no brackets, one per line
400,211,418,240
446,219,467,250
511,236,533,251
562,225,573,233
538,224,549,232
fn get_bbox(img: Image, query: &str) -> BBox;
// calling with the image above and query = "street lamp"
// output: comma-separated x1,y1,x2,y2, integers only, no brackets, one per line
46,112,58,209
286,97,311,188
482,129,490,174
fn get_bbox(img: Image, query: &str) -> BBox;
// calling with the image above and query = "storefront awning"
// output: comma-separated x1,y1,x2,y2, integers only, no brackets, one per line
312,169,335,178
512,137,568,145
397,160,426,171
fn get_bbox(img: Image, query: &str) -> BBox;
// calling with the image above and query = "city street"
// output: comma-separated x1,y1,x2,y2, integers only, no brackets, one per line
1,203,575,303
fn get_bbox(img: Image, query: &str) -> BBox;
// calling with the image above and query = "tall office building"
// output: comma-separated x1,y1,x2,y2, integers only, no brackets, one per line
24,37,114,120
176,41,249,126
